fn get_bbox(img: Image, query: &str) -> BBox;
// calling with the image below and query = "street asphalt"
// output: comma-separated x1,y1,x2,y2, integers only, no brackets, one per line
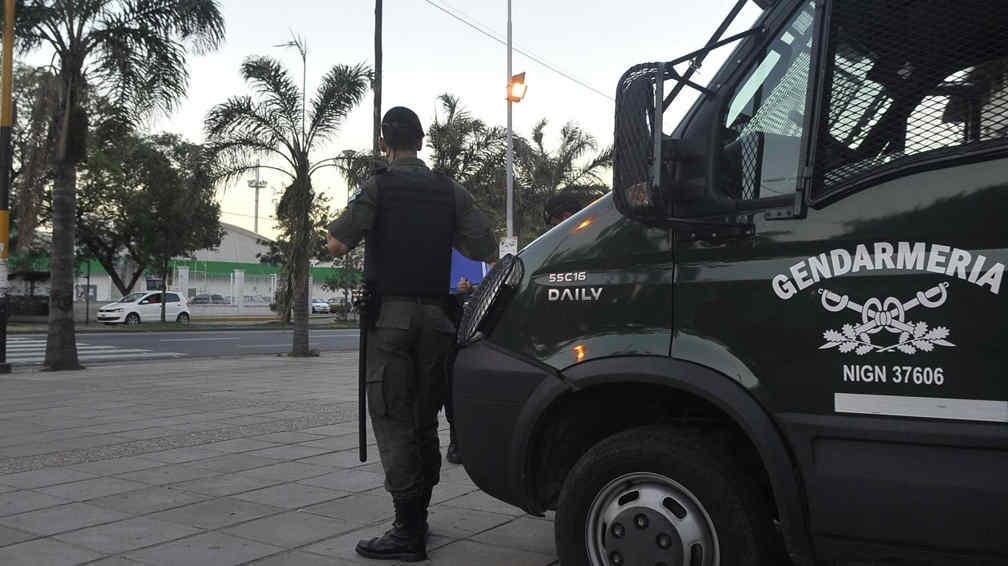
5,329,361,367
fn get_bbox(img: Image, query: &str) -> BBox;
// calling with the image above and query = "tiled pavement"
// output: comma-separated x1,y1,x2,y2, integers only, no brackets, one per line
0,354,558,565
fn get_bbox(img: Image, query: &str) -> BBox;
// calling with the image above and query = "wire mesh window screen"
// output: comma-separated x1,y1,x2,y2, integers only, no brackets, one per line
816,0,1008,195
720,1,818,201
613,65,662,204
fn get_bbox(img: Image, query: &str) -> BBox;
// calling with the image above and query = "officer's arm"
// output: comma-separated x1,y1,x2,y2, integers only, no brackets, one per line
327,182,378,257
452,183,498,262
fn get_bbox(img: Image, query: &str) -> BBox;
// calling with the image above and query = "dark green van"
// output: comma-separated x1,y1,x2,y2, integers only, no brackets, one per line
451,1,1008,564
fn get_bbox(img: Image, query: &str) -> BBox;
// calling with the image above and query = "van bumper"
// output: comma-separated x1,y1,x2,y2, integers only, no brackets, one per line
451,340,560,511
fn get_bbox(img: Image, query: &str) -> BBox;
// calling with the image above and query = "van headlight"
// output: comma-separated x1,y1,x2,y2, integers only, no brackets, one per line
458,254,521,345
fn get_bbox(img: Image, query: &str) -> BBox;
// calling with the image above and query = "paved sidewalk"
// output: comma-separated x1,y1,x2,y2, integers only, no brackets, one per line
0,354,557,565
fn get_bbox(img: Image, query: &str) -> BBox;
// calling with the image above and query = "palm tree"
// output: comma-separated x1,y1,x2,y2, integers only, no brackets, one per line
11,0,225,370
206,57,371,356
335,149,381,192
427,94,508,229
514,119,612,240
11,64,59,254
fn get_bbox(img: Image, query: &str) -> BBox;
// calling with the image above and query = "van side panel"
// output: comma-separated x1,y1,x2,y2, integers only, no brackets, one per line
673,158,1008,556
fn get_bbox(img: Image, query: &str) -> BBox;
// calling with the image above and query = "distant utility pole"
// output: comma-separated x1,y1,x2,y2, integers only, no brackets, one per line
0,0,14,374
247,162,267,234
373,0,383,155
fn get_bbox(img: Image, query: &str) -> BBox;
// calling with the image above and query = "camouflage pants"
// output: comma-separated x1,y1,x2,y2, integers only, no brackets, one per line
366,298,455,500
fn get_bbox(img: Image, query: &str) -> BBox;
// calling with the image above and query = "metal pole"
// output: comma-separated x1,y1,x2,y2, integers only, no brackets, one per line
254,163,260,234
373,0,382,155
0,0,15,373
505,0,514,239
301,51,306,144
85,261,91,326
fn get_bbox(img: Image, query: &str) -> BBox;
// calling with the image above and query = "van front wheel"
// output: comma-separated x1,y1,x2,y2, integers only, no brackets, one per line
556,426,779,566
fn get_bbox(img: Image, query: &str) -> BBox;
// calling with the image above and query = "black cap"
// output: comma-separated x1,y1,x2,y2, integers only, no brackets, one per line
381,106,424,139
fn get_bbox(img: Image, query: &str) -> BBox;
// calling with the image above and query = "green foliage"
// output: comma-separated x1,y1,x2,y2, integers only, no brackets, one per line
78,130,223,298
426,95,612,246
206,55,371,348
513,120,612,243
427,94,508,232
321,268,363,293
10,64,59,252
9,0,226,367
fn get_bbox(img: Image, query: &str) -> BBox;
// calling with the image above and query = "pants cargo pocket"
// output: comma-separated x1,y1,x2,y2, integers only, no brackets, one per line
366,364,388,418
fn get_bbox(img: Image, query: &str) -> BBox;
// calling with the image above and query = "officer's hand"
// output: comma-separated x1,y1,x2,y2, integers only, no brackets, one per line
457,277,473,294
326,233,349,256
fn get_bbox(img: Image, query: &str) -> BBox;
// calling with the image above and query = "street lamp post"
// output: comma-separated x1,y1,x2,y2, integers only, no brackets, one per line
274,36,307,143
504,1,526,257
247,162,267,234
506,0,514,241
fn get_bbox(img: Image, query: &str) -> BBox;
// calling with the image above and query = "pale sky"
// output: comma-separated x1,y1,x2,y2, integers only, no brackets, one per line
35,0,765,238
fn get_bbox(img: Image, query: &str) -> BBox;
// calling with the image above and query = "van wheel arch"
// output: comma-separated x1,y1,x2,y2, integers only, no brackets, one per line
521,356,815,566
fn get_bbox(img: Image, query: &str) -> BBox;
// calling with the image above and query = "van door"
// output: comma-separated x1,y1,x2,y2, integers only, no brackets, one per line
674,0,1008,558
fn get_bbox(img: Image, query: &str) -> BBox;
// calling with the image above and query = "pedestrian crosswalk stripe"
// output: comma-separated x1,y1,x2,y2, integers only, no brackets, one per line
4,339,186,365
8,352,184,363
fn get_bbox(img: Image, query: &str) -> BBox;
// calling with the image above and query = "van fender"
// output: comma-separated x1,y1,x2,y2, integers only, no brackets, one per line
510,355,814,566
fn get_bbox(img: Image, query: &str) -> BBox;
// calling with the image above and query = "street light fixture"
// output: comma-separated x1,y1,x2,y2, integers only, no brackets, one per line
507,72,527,102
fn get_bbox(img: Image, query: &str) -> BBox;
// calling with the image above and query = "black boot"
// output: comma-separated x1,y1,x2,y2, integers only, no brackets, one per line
355,497,428,562
446,424,461,465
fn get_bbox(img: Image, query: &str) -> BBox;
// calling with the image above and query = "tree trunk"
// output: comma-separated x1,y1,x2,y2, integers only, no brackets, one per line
277,273,293,325
44,160,81,370
290,258,310,356
289,178,313,356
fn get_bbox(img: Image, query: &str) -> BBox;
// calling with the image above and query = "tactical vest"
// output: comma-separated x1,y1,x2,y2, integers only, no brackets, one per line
364,169,456,297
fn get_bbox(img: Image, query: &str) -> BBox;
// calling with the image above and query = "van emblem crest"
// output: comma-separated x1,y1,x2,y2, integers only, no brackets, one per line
818,282,955,356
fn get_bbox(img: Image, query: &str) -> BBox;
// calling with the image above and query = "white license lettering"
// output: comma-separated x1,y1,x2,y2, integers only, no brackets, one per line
844,365,944,387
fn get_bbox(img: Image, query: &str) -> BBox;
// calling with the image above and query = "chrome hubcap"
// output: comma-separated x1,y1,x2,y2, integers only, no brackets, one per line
586,472,719,566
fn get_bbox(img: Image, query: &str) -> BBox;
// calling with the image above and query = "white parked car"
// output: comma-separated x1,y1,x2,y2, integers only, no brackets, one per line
310,298,331,314
97,291,191,325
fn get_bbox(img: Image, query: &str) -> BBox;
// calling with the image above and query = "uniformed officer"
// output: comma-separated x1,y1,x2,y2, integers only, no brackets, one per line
544,192,585,228
326,106,497,562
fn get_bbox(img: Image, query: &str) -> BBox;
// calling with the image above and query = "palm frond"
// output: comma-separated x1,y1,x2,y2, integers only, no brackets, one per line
567,145,612,186
87,0,224,118
240,56,303,139
307,63,372,144
205,95,296,157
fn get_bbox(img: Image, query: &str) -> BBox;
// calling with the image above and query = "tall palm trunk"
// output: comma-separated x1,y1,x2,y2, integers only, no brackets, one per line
45,73,82,370
291,260,309,355
289,176,313,356
45,160,80,369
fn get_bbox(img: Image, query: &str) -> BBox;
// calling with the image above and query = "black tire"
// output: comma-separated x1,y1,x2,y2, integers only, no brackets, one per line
556,425,780,566
176,312,190,325
125,313,141,326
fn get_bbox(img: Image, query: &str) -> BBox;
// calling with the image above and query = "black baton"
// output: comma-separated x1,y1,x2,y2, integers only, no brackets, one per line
355,285,376,463
358,316,367,463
